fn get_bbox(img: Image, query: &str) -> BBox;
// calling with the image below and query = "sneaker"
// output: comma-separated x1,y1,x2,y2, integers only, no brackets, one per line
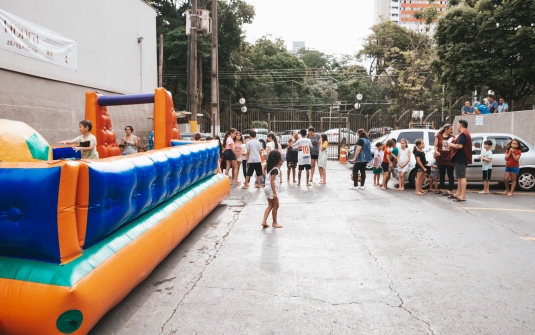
348,186,359,190
358,186,365,190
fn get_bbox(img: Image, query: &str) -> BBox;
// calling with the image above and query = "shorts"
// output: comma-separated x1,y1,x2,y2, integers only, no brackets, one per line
372,167,383,174
246,162,263,177
264,186,278,200
298,164,311,171
223,149,236,161
483,169,492,181
505,166,519,174
287,161,296,169
416,167,426,173
454,163,467,179
430,170,440,180
311,155,319,160
381,162,390,172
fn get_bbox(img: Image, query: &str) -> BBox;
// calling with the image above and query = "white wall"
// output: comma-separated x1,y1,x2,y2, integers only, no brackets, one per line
0,0,157,94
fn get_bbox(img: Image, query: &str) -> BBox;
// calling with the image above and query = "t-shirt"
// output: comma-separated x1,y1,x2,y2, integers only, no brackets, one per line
391,147,399,162
245,139,262,163
506,149,521,167
451,134,467,164
383,147,391,163
322,141,328,149
429,158,438,171
225,137,234,150
476,105,491,114
481,149,493,170
72,134,99,159
309,134,320,156
414,150,427,167
487,100,498,113
462,106,475,114
265,167,281,192
291,138,312,166
266,141,282,152
373,150,384,168
497,103,509,113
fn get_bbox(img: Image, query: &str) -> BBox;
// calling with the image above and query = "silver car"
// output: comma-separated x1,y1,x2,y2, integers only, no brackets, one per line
279,129,300,148
466,133,535,192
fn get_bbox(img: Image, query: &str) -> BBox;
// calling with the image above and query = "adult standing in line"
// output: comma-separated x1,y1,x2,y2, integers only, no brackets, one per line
223,128,239,186
434,124,455,196
448,120,472,202
497,98,509,113
242,130,264,189
307,127,321,183
286,131,298,183
122,126,140,155
349,129,371,190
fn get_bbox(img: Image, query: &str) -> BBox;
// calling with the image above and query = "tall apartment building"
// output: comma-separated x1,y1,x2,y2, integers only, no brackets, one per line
374,0,447,31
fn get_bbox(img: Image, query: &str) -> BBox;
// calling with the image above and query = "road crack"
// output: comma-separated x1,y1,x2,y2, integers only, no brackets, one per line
157,204,243,335
351,225,435,335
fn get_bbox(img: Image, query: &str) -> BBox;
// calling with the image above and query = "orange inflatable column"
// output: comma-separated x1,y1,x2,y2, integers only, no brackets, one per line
154,88,180,149
85,92,120,158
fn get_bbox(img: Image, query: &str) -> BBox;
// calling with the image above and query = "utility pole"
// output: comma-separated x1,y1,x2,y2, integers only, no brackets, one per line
189,0,198,132
158,33,163,87
210,0,220,136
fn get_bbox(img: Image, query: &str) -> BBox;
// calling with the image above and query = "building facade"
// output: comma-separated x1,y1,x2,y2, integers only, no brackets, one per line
0,0,157,144
374,0,447,31
292,41,305,53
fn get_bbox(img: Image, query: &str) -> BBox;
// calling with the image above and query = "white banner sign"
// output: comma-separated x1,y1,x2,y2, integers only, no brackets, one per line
475,115,483,126
0,8,77,70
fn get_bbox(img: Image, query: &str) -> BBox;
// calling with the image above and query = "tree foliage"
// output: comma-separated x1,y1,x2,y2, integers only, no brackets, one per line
434,0,535,101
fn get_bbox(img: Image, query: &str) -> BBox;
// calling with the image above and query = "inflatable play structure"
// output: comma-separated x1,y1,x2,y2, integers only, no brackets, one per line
0,89,229,334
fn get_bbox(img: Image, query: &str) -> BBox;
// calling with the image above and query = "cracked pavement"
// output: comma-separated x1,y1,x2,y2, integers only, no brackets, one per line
90,164,535,334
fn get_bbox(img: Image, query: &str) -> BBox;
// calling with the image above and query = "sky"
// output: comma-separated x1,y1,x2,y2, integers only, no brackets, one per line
243,0,375,57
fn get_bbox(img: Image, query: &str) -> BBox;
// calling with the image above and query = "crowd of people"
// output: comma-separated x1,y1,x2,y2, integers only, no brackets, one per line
219,121,522,227
461,94,509,115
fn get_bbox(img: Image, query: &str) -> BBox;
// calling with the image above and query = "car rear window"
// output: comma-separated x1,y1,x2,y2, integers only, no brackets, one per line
397,132,423,144
428,132,436,147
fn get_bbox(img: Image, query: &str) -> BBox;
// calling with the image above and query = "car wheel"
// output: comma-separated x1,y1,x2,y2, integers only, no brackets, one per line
516,169,535,192
409,169,429,189
366,160,373,170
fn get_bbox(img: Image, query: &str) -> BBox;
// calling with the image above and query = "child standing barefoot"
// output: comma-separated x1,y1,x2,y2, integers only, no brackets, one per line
396,139,410,191
318,134,328,184
479,140,493,194
504,139,521,196
428,158,440,193
413,139,427,195
261,151,283,228
373,142,384,186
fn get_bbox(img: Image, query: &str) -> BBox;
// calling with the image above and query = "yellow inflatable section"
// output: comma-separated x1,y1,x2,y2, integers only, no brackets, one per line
0,119,52,162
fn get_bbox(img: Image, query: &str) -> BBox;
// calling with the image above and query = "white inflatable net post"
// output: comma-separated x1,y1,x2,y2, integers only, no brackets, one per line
107,103,155,149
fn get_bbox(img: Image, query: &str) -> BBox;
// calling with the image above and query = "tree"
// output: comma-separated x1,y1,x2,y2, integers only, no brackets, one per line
434,0,535,101
358,19,441,115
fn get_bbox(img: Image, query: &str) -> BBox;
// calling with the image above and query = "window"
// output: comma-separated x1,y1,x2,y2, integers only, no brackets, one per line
472,137,483,155
397,131,423,144
428,131,436,147
519,140,530,153
487,137,510,154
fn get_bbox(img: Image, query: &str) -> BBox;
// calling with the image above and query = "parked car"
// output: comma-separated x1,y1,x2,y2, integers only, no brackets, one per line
279,129,300,148
390,132,535,191
464,133,535,191
324,128,357,146
349,129,437,171
368,127,393,140
242,128,268,142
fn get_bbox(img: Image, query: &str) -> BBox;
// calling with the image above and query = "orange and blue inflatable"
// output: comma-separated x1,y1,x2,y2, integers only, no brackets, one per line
0,89,229,334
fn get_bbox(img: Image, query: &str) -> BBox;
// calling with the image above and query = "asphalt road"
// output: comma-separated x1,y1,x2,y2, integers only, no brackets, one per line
90,163,535,334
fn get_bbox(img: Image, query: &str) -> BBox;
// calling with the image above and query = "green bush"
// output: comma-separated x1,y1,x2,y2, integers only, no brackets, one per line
251,120,268,129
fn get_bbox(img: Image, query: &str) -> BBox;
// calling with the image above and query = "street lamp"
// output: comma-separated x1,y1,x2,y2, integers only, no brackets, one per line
239,97,246,113
354,93,363,110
